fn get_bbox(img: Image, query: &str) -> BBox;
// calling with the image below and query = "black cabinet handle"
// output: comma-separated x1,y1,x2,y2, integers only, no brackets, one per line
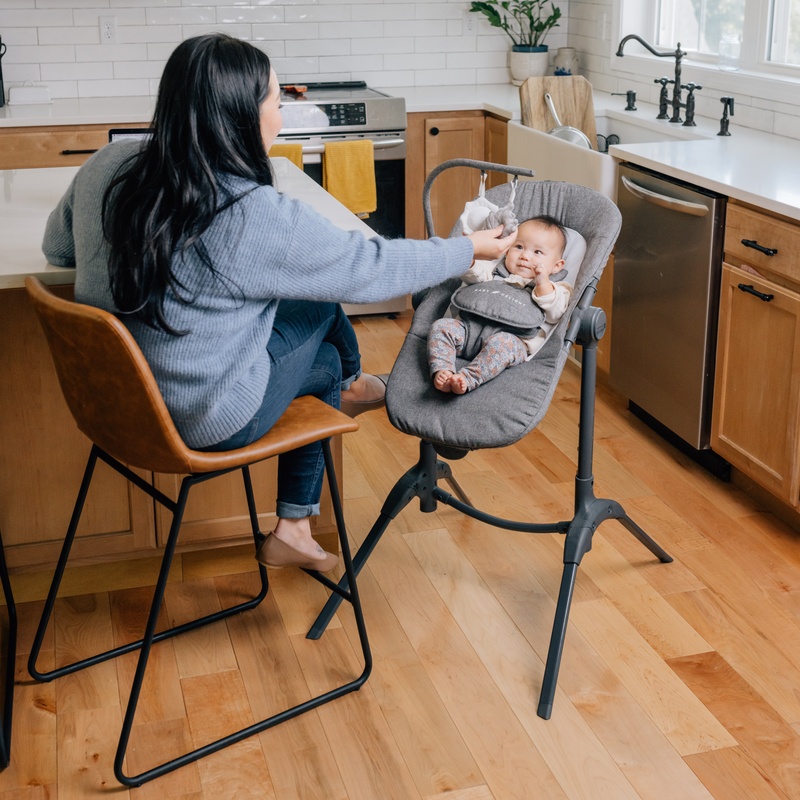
61,149,99,155
741,239,778,256
429,127,439,136
738,283,774,302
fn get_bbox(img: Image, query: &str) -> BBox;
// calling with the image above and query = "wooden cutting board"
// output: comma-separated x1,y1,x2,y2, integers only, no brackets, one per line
519,76,598,151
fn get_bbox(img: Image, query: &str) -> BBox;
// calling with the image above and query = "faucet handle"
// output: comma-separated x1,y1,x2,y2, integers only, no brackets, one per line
721,96,734,115
681,82,703,94
654,76,671,86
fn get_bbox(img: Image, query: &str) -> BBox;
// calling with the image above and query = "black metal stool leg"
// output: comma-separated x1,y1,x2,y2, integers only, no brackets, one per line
0,528,17,770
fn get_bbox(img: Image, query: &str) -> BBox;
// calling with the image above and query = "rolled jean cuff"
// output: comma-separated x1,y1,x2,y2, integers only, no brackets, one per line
340,367,363,392
276,500,321,519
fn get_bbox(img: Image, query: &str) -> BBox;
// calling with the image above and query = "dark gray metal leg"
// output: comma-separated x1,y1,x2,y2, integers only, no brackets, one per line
0,528,16,770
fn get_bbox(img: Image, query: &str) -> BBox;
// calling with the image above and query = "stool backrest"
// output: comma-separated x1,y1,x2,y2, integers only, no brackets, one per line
25,276,198,473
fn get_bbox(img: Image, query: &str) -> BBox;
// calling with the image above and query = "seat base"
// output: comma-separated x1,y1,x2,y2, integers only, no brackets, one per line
27,441,371,787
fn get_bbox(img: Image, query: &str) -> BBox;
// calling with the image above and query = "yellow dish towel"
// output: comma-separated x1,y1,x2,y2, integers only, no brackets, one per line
322,139,377,217
268,143,304,171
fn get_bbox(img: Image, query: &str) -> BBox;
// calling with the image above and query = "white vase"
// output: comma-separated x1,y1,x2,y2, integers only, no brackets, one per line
553,47,580,76
509,47,549,86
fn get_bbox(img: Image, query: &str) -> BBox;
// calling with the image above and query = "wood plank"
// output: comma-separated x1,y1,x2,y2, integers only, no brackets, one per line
405,527,644,800
54,593,119,713
425,786,495,800
336,498,568,800
268,563,343,637
56,706,130,799
109,585,186,726
569,598,736,755
450,526,717,800
0,653,57,794
333,555,486,797
669,650,800,800
667,588,800,726
291,627,423,800
163,578,238,678
684,747,790,800
216,572,349,800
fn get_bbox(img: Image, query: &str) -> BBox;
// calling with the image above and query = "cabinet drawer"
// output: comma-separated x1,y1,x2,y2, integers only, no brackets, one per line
725,203,800,283
0,124,146,169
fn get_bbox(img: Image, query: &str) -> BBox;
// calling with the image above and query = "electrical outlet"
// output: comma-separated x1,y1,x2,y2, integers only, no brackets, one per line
463,11,478,34
99,16,117,45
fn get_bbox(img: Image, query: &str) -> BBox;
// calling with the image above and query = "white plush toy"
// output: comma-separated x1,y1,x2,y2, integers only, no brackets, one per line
458,174,518,237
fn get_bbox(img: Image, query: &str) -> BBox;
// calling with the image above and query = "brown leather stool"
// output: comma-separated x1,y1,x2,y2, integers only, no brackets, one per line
24,276,371,787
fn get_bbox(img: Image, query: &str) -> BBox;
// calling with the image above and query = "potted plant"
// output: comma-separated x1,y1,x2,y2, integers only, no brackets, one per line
470,0,562,84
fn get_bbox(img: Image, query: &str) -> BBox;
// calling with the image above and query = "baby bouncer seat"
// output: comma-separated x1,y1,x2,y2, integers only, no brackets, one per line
310,160,673,719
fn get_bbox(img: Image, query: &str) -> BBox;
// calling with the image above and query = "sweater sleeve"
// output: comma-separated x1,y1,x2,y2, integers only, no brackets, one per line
229,189,476,305
532,281,572,324
42,173,78,268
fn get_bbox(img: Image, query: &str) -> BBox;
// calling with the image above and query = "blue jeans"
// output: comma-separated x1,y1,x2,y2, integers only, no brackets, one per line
203,300,361,519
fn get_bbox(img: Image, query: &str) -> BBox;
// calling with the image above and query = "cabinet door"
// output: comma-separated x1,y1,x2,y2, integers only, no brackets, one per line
484,116,509,189
0,287,155,569
424,116,485,238
712,264,800,504
405,111,486,240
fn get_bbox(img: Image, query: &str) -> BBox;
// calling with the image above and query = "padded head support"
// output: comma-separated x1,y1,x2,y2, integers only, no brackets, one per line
386,179,621,453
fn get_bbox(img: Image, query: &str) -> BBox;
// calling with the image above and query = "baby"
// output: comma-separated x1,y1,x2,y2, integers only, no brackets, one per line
428,216,572,394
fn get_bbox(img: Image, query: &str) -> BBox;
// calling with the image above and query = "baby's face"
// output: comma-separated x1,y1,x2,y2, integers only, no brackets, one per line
504,221,565,282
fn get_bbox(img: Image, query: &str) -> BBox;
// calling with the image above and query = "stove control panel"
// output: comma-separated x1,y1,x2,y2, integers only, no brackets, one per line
324,102,367,126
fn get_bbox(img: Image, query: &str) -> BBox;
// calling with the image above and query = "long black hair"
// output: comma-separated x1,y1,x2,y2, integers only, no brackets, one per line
102,34,275,334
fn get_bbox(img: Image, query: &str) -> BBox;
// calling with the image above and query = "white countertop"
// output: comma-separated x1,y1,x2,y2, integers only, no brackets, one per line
0,157,373,290
2,83,799,221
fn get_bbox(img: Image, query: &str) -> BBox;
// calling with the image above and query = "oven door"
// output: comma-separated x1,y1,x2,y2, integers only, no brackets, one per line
277,131,406,241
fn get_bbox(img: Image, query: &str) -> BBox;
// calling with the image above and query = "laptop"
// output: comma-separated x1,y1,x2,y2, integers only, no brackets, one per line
108,128,153,143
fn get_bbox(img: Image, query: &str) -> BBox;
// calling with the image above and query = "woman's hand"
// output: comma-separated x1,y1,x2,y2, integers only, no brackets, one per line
467,225,518,262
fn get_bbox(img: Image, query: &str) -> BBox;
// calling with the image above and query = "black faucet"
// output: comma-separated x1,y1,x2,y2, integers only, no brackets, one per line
654,77,671,119
718,96,734,136
617,34,688,123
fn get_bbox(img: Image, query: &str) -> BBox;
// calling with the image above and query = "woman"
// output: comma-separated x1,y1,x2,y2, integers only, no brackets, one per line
42,34,516,572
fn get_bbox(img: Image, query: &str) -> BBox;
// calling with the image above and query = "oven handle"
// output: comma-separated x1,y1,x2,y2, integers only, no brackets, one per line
289,138,405,155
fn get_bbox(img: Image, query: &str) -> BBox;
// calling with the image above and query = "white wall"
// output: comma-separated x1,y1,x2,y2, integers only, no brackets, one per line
0,0,569,99
568,0,800,140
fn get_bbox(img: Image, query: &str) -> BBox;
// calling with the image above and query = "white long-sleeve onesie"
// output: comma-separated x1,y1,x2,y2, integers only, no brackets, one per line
452,259,572,358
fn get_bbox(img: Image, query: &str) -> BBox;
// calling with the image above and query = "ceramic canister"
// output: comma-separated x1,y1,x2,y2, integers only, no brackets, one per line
553,47,579,76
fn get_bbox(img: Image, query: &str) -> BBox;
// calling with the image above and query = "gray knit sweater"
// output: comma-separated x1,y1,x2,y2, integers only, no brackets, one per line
43,141,474,448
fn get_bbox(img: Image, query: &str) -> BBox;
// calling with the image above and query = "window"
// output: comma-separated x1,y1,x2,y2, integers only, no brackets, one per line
652,0,800,68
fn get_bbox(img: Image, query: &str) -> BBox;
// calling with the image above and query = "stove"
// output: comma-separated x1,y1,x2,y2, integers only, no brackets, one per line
277,81,408,315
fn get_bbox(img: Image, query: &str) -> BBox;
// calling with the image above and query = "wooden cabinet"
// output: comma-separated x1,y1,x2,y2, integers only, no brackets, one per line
0,286,340,571
712,203,800,505
0,123,148,170
405,111,508,240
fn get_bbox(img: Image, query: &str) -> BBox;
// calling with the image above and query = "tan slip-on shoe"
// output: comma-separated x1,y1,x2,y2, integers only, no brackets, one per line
256,533,339,573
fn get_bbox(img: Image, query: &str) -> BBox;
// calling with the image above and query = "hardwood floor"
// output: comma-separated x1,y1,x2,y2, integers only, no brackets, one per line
3,310,800,800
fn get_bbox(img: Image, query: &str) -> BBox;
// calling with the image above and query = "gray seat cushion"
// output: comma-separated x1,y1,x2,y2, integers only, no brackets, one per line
386,179,621,453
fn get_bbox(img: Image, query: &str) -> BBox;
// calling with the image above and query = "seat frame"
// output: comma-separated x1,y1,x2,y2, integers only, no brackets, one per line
0,528,16,771
28,440,371,786
306,160,672,719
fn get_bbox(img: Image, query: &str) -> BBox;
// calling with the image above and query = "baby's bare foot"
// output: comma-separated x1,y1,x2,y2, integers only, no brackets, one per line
450,372,469,394
433,370,453,392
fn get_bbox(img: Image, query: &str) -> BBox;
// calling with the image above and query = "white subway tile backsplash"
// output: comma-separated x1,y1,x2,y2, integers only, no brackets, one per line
0,9,73,27
217,7,283,24
284,5,351,23
76,44,148,62
1,0,797,142
78,78,150,97
37,27,99,46
285,39,350,57
41,62,113,81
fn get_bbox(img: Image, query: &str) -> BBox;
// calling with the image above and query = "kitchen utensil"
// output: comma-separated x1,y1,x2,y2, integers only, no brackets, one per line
0,37,6,109
544,93,593,149
519,76,598,148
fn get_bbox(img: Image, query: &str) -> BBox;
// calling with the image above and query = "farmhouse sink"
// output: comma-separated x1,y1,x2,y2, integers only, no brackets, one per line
508,109,710,200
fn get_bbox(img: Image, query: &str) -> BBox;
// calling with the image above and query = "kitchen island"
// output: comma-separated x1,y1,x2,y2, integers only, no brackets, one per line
0,157,372,571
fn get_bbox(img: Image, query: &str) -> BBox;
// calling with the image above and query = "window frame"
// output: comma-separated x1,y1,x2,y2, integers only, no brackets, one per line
610,0,800,104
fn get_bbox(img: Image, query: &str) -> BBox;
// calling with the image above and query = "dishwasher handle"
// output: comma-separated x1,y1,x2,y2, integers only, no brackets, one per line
621,175,710,217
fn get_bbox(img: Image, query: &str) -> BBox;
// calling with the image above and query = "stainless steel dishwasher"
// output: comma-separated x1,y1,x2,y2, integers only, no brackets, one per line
611,163,726,454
